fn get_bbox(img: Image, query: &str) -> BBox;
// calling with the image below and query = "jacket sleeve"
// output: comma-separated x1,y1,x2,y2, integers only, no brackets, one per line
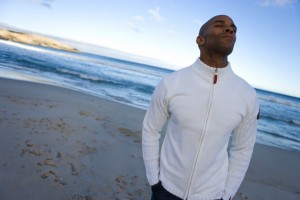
142,80,169,186
223,93,259,200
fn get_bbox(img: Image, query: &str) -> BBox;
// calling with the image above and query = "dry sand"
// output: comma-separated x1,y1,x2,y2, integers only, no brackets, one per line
0,29,79,52
0,77,299,200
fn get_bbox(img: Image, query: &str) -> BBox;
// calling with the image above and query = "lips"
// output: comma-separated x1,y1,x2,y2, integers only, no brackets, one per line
220,33,235,41
221,35,234,40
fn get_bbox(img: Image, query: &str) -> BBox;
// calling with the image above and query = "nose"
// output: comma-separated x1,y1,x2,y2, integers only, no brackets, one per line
225,27,234,33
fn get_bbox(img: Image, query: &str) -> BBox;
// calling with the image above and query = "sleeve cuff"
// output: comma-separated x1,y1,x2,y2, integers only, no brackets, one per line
222,192,232,200
148,175,160,186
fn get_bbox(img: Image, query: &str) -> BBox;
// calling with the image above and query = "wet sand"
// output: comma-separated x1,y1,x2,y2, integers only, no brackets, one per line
0,77,299,200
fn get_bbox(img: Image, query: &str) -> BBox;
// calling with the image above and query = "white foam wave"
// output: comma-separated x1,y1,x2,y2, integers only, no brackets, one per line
0,39,82,63
292,120,300,126
0,39,51,53
259,94,300,108
57,68,102,81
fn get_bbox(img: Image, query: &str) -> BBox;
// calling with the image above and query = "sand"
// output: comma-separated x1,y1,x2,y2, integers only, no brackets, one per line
0,29,79,52
0,77,299,200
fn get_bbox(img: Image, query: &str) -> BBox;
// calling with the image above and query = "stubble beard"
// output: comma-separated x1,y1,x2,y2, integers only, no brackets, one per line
208,43,235,57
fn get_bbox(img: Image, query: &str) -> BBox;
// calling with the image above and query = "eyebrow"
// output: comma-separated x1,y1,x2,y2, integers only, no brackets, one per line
214,20,237,31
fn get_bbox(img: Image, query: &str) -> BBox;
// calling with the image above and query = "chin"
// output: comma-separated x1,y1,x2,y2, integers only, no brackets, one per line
217,48,234,56
226,49,234,55
222,45,234,55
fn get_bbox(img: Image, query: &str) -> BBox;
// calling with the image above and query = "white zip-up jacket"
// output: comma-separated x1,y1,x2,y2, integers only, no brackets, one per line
142,58,259,200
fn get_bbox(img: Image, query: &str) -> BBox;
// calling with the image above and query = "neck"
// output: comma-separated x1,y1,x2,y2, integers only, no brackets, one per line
199,53,228,68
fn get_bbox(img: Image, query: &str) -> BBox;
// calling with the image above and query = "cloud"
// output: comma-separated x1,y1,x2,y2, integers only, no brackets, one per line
125,16,145,33
134,15,145,23
148,7,163,22
257,0,297,6
126,7,162,33
28,0,53,8
126,22,140,33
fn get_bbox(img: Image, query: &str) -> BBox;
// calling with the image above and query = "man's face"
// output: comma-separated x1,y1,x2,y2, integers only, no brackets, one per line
199,15,237,56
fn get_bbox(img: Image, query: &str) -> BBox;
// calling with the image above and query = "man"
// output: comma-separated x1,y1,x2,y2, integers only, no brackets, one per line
142,15,259,200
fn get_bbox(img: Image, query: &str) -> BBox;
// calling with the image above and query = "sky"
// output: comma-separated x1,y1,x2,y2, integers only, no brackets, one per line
0,0,299,98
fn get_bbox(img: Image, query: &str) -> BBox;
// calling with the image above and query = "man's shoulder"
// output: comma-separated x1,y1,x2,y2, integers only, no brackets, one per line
163,64,194,82
232,74,257,100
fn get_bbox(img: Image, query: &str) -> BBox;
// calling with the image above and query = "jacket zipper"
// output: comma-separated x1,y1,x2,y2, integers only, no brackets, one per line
183,68,218,199
213,68,218,84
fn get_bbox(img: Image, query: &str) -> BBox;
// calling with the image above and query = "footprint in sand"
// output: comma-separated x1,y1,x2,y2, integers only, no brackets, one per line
21,140,45,156
69,161,80,176
79,111,93,117
37,158,57,167
70,194,93,200
237,192,249,200
115,174,140,189
25,139,34,147
115,175,128,189
113,174,146,199
48,104,57,108
40,170,67,185
79,111,104,122
118,128,142,143
21,148,44,156
78,144,97,155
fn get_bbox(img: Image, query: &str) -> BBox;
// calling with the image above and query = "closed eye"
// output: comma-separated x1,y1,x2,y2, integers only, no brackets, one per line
214,20,237,33
231,25,237,33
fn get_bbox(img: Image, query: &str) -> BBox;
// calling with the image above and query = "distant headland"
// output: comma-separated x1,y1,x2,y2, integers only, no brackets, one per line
0,29,80,53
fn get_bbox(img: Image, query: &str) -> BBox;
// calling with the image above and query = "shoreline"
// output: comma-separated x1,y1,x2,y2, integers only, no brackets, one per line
0,77,299,199
0,29,80,52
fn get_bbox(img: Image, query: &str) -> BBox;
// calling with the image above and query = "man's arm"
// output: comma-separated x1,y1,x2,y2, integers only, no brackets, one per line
223,95,259,200
142,80,169,186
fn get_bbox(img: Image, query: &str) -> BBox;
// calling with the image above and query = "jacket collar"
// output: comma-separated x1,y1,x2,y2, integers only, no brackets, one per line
192,58,234,83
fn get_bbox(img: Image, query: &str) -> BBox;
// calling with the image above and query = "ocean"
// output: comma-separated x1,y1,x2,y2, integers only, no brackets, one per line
0,39,299,152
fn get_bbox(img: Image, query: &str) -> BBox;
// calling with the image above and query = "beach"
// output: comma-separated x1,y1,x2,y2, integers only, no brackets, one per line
0,77,299,200
0,29,79,52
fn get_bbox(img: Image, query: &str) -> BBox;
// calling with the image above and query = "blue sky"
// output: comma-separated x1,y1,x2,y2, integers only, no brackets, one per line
0,0,299,98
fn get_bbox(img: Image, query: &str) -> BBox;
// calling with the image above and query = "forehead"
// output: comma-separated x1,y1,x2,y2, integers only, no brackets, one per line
208,15,235,25
199,15,236,35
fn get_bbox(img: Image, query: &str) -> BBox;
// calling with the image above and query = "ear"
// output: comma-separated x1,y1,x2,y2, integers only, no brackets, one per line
196,36,205,46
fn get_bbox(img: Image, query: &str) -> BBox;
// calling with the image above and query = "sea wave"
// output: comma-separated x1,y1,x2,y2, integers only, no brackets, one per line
256,133,300,152
0,40,168,85
291,120,300,126
1,39,300,152
56,67,155,94
258,128,300,143
57,68,102,81
258,94,300,108
81,56,169,78
0,39,51,53
260,113,300,127
134,84,155,94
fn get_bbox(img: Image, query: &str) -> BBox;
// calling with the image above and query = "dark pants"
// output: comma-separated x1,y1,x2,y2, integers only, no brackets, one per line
151,181,182,200
150,181,223,200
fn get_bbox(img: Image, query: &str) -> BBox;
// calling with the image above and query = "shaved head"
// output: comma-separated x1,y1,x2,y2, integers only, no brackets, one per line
199,15,236,36
196,15,237,65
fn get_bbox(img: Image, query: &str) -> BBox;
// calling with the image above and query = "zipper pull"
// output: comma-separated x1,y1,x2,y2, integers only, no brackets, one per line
213,68,218,84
